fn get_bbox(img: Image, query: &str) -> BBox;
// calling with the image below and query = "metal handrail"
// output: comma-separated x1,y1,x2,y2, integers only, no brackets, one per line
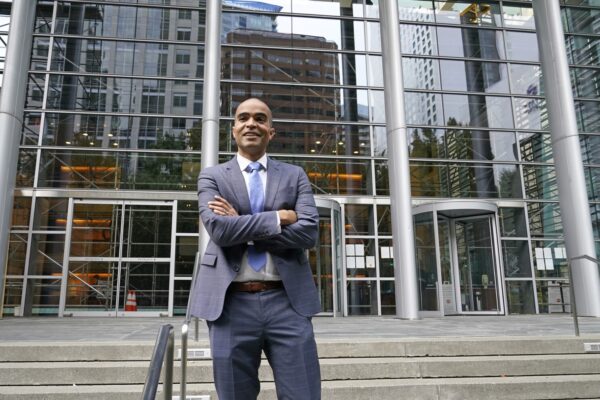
567,254,600,337
142,324,174,400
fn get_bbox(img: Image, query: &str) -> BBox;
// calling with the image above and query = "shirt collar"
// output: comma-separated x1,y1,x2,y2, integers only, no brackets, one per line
237,153,268,172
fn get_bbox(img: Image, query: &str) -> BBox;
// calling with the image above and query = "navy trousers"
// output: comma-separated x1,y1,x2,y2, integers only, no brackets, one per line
207,288,321,400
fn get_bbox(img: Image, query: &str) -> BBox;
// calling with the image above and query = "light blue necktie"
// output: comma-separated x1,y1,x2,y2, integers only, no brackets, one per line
246,161,267,271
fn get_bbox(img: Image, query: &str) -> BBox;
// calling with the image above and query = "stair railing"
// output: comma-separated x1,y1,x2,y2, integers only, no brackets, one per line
567,254,600,337
142,324,174,400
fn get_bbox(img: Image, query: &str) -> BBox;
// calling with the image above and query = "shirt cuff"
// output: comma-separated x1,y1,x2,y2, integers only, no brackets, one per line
275,210,282,234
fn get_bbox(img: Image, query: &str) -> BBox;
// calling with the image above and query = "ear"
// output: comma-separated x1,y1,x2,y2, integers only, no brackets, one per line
269,127,276,139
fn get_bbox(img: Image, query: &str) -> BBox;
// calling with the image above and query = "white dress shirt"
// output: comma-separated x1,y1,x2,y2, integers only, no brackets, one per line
233,153,282,282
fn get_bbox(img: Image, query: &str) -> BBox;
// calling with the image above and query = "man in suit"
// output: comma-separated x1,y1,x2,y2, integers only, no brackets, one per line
189,98,321,399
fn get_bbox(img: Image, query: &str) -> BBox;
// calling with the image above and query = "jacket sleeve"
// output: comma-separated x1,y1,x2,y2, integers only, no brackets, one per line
198,168,280,247
255,169,318,250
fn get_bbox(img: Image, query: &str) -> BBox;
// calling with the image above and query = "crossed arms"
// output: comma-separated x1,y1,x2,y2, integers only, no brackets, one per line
197,168,318,250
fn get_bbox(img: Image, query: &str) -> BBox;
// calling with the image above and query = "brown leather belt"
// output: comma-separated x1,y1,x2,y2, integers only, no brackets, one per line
229,281,283,293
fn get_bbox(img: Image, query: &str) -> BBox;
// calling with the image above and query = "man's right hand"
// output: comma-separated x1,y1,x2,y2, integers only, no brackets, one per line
278,210,297,225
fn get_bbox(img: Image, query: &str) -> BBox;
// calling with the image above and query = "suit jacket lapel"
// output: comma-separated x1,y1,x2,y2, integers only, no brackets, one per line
224,157,251,215
265,157,282,212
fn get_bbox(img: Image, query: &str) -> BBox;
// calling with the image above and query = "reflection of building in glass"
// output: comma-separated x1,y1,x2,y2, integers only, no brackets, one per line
2,1,600,319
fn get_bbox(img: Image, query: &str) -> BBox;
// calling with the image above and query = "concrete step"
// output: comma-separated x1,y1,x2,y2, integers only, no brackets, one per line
2,375,600,400
2,354,600,385
2,335,599,362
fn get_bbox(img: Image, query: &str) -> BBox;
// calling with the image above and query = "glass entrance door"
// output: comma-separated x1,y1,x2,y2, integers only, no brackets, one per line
452,215,501,314
310,198,342,316
62,200,174,316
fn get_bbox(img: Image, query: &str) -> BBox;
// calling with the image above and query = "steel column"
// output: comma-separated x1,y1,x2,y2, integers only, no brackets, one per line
533,0,600,316
378,1,420,319
0,1,36,318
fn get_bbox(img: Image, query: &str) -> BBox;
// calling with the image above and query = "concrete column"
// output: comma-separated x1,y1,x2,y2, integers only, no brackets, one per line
0,1,36,317
533,0,600,316
378,1,419,319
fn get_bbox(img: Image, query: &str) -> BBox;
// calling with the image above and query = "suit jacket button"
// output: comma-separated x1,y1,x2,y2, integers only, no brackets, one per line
233,265,240,271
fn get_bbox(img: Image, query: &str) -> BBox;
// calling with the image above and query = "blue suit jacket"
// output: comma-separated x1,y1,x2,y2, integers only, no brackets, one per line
189,157,321,321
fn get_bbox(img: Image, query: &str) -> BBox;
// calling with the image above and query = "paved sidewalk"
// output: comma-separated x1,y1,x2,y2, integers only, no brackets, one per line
1,314,600,342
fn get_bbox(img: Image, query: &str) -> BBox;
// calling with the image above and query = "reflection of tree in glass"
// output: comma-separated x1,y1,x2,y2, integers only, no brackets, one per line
409,127,440,197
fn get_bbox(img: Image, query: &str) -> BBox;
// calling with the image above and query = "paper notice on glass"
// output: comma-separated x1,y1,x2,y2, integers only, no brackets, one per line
545,256,555,270
554,247,566,259
366,256,375,269
381,246,390,259
535,248,545,270
346,244,355,256
355,257,365,268
544,248,553,259
355,244,365,256
346,256,356,269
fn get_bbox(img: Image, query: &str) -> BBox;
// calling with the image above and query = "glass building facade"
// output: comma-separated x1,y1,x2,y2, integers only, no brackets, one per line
2,0,600,317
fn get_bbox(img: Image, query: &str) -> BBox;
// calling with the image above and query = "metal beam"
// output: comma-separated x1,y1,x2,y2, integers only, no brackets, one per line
533,0,600,316
0,0,35,318
378,1,420,319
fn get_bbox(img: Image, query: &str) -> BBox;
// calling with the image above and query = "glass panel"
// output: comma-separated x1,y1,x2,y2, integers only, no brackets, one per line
506,280,535,314
438,218,455,314
177,201,199,233
27,278,61,315
437,26,505,59
443,94,514,129
499,207,528,237
345,238,376,278
572,67,600,99
523,165,558,200
378,238,394,277
173,280,191,316
294,158,371,195
377,205,392,236
405,92,444,126
502,2,535,29
66,260,118,311
414,212,438,311
368,55,384,87
502,240,532,278
347,280,378,315
70,203,121,258
398,0,435,22
509,63,543,96
562,7,600,34
565,34,600,66
532,240,569,278
513,97,547,130
16,150,36,188
440,60,509,93
27,233,66,276
592,203,600,240
504,31,539,61
455,217,499,312
50,38,204,78
126,261,170,311
176,236,198,276
22,113,41,145
32,198,69,231
345,204,375,235
402,57,441,90
292,0,364,17
586,167,600,202
528,202,562,238
405,162,521,198
38,150,201,191
434,1,501,26
122,205,172,258
575,100,600,133
309,215,334,313
2,279,23,316
380,281,396,315
536,279,570,314
400,24,438,56
7,234,27,275
519,132,553,163
12,197,32,229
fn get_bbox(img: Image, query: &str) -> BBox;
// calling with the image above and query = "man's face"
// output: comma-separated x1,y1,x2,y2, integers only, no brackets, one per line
232,99,275,161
